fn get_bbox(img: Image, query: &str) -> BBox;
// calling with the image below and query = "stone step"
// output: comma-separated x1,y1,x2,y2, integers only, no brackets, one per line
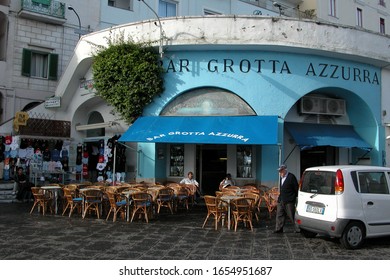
0,182,16,203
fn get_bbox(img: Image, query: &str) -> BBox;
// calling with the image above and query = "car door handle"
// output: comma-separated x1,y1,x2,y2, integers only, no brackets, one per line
367,201,374,206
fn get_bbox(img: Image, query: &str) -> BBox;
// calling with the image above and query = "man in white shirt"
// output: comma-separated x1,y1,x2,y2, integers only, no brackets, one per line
180,171,202,196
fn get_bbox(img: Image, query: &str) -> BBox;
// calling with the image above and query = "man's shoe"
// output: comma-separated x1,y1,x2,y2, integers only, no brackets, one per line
272,229,283,234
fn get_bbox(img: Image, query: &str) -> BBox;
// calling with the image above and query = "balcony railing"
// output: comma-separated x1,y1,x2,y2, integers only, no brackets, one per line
19,0,66,24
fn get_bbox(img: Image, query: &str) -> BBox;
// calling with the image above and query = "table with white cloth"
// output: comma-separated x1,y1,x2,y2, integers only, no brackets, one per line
220,195,241,230
41,185,62,214
121,189,142,222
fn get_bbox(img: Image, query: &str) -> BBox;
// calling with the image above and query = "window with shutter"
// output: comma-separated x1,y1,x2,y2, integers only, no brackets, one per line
21,48,58,80
21,49,32,77
48,53,58,80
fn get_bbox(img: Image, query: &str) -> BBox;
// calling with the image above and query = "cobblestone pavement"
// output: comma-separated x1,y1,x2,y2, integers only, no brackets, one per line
1,202,390,260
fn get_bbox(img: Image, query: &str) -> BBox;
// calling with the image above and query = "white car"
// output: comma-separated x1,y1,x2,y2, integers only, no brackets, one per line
295,165,390,249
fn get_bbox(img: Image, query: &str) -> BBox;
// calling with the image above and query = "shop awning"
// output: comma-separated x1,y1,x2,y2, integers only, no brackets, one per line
285,122,371,150
119,116,278,145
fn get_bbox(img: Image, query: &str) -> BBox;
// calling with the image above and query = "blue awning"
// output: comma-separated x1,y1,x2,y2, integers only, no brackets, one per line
285,122,371,150
119,116,278,145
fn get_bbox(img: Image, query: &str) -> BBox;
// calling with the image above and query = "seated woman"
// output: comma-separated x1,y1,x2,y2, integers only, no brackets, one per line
219,173,236,190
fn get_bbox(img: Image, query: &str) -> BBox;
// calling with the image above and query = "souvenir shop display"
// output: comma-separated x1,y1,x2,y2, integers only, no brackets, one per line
1,134,126,185
0,135,72,184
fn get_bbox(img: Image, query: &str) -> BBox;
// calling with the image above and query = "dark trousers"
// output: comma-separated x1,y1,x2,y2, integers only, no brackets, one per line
16,183,32,201
275,201,296,231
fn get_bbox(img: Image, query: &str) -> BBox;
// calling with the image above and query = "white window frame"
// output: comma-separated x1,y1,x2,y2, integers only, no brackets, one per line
31,52,49,78
22,48,58,80
158,0,177,17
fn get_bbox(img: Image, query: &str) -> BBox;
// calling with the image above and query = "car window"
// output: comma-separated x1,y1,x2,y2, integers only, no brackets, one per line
357,171,389,194
301,171,335,194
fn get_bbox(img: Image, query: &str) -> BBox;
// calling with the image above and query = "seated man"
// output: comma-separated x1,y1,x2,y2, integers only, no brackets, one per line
180,171,202,197
14,167,31,201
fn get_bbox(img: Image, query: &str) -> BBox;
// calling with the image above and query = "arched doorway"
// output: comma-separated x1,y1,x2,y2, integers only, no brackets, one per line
84,111,105,182
284,90,375,175
161,87,256,193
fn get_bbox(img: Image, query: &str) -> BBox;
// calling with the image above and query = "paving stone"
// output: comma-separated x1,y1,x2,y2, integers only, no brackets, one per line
1,202,390,260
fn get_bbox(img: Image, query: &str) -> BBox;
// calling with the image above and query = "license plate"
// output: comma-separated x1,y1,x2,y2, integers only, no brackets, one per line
306,204,325,215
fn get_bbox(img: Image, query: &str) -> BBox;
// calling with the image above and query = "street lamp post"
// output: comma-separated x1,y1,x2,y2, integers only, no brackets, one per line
273,2,283,16
68,5,81,39
138,0,164,58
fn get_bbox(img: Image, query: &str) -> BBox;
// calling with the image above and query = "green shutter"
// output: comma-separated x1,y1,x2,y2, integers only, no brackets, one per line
48,53,58,80
21,49,32,77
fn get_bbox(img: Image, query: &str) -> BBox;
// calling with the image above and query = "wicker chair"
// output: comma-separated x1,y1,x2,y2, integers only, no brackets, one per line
174,185,190,211
81,189,103,219
231,197,255,231
202,195,228,230
130,192,153,223
156,187,174,214
105,191,128,222
62,187,83,217
243,192,260,222
183,184,197,206
30,187,53,216
263,187,279,219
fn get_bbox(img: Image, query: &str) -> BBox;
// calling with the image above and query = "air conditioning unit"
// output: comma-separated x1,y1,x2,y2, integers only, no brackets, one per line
299,96,346,116
325,98,346,116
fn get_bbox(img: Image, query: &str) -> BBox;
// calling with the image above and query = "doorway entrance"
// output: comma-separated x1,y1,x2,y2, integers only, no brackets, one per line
198,144,227,195
300,146,336,176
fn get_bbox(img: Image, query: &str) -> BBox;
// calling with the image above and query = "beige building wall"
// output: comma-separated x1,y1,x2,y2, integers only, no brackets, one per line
300,0,390,35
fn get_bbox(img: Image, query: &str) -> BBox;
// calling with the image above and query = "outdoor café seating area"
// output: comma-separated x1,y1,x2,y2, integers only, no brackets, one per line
29,181,196,221
28,181,280,231
203,185,279,231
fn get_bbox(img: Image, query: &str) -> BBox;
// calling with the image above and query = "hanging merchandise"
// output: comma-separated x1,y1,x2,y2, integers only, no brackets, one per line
96,160,106,182
60,145,69,172
98,139,104,165
0,136,4,164
4,135,12,145
82,144,89,179
3,158,10,180
105,164,112,183
96,139,105,181
32,148,43,170
51,147,60,162
43,147,51,161
9,135,20,159
75,143,83,180
105,137,114,182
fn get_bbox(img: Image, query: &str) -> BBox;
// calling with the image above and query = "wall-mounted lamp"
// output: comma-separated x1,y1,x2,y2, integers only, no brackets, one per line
68,5,82,39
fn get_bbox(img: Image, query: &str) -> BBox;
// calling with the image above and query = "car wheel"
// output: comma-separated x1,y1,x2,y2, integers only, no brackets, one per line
340,222,365,250
300,229,317,238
